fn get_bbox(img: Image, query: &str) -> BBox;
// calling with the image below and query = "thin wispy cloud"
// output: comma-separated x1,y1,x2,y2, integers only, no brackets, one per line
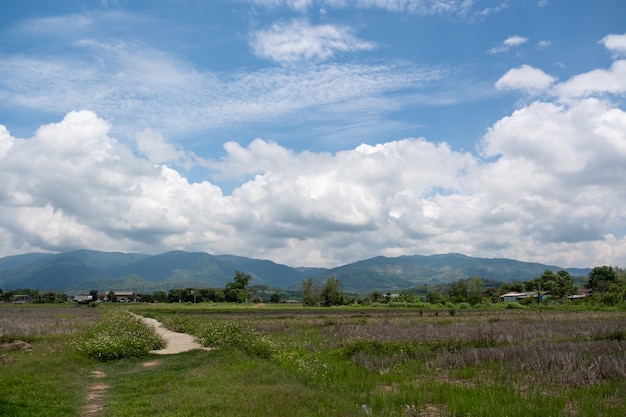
488,35,528,54
244,0,475,15
250,20,377,63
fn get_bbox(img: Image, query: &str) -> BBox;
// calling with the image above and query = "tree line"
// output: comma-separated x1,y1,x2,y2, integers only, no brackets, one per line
1,266,624,306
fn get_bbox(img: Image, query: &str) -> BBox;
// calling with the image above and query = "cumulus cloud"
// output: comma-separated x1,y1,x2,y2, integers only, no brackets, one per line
488,35,528,54
1,99,626,268
250,20,376,63
135,129,201,169
601,33,626,57
495,64,556,93
555,60,626,98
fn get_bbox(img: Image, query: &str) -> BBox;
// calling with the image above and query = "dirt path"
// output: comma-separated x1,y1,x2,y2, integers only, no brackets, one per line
135,315,211,355
80,315,209,416
81,370,108,417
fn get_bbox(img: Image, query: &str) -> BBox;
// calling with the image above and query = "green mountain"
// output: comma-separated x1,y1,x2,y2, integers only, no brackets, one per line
0,253,54,271
310,253,590,292
215,255,313,288
0,250,590,293
60,249,150,275
0,256,109,291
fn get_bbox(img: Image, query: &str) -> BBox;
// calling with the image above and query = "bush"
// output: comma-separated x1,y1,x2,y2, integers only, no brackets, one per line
197,320,274,359
73,310,165,361
505,302,526,309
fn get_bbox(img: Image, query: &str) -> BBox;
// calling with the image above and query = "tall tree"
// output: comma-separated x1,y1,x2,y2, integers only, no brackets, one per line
225,271,252,303
302,278,319,306
448,280,468,303
227,271,252,290
552,270,577,299
320,276,343,306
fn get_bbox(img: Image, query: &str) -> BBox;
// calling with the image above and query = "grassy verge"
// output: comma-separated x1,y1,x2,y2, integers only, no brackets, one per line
0,304,100,416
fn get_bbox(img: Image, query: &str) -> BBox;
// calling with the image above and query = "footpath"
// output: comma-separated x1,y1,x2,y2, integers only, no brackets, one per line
134,314,211,354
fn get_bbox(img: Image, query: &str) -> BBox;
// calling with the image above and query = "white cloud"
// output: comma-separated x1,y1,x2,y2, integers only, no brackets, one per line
250,20,376,63
135,129,200,169
243,0,314,11
1,102,626,268
244,0,474,15
537,40,551,49
495,64,555,93
349,0,473,15
0,36,438,143
555,60,626,98
488,35,528,54
601,33,626,57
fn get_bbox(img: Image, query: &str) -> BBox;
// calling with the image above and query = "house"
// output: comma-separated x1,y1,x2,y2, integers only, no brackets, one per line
99,291,136,302
113,291,136,302
568,288,592,300
12,294,33,304
74,295,93,304
500,291,550,303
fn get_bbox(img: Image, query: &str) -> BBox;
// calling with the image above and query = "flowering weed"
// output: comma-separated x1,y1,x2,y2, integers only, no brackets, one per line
73,310,165,361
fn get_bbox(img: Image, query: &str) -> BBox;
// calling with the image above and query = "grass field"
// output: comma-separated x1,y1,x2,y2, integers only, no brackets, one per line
1,303,625,416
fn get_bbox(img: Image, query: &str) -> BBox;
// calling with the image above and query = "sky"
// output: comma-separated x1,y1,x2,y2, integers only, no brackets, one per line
1,0,625,269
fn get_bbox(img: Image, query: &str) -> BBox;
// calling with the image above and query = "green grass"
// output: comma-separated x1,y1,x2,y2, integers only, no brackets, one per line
2,303,626,417
99,349,367,417
0,336,93,416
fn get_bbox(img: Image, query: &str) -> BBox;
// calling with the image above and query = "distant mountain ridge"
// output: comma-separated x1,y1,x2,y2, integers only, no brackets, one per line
0,250,591,293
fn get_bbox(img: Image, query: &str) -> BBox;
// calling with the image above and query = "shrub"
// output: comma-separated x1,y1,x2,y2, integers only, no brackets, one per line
73,310,165,361
197,320,274,359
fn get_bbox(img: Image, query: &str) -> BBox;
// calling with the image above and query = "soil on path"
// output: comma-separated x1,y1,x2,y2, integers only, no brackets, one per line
136,315,211,355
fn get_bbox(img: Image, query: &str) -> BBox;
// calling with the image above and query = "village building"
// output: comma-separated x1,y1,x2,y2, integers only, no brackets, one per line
499,291,550,303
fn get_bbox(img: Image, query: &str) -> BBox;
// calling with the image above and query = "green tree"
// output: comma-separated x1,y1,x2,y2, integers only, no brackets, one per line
526,270,576,300
209,288,225,302
269,293,281,303
225,289,249,303
448,280,468,303
228,271,252,290
552,270,576,299
370,290,383,303
224,271,252,303
302,278,319,306
586,266,617,293
464,276,484,304
153,290,168,303
320,276,343,306
500,281,524,293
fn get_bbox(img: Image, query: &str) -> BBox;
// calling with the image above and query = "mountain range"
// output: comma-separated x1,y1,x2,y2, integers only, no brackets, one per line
0,249,590,294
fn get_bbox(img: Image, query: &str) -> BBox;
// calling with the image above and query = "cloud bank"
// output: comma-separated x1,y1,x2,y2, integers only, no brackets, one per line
2,56,626,268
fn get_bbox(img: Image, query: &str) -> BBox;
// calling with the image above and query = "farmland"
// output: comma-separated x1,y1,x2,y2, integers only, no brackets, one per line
1,303,626,416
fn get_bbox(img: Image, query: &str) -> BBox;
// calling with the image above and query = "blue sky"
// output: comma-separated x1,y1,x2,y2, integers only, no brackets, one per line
1,0,625,269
